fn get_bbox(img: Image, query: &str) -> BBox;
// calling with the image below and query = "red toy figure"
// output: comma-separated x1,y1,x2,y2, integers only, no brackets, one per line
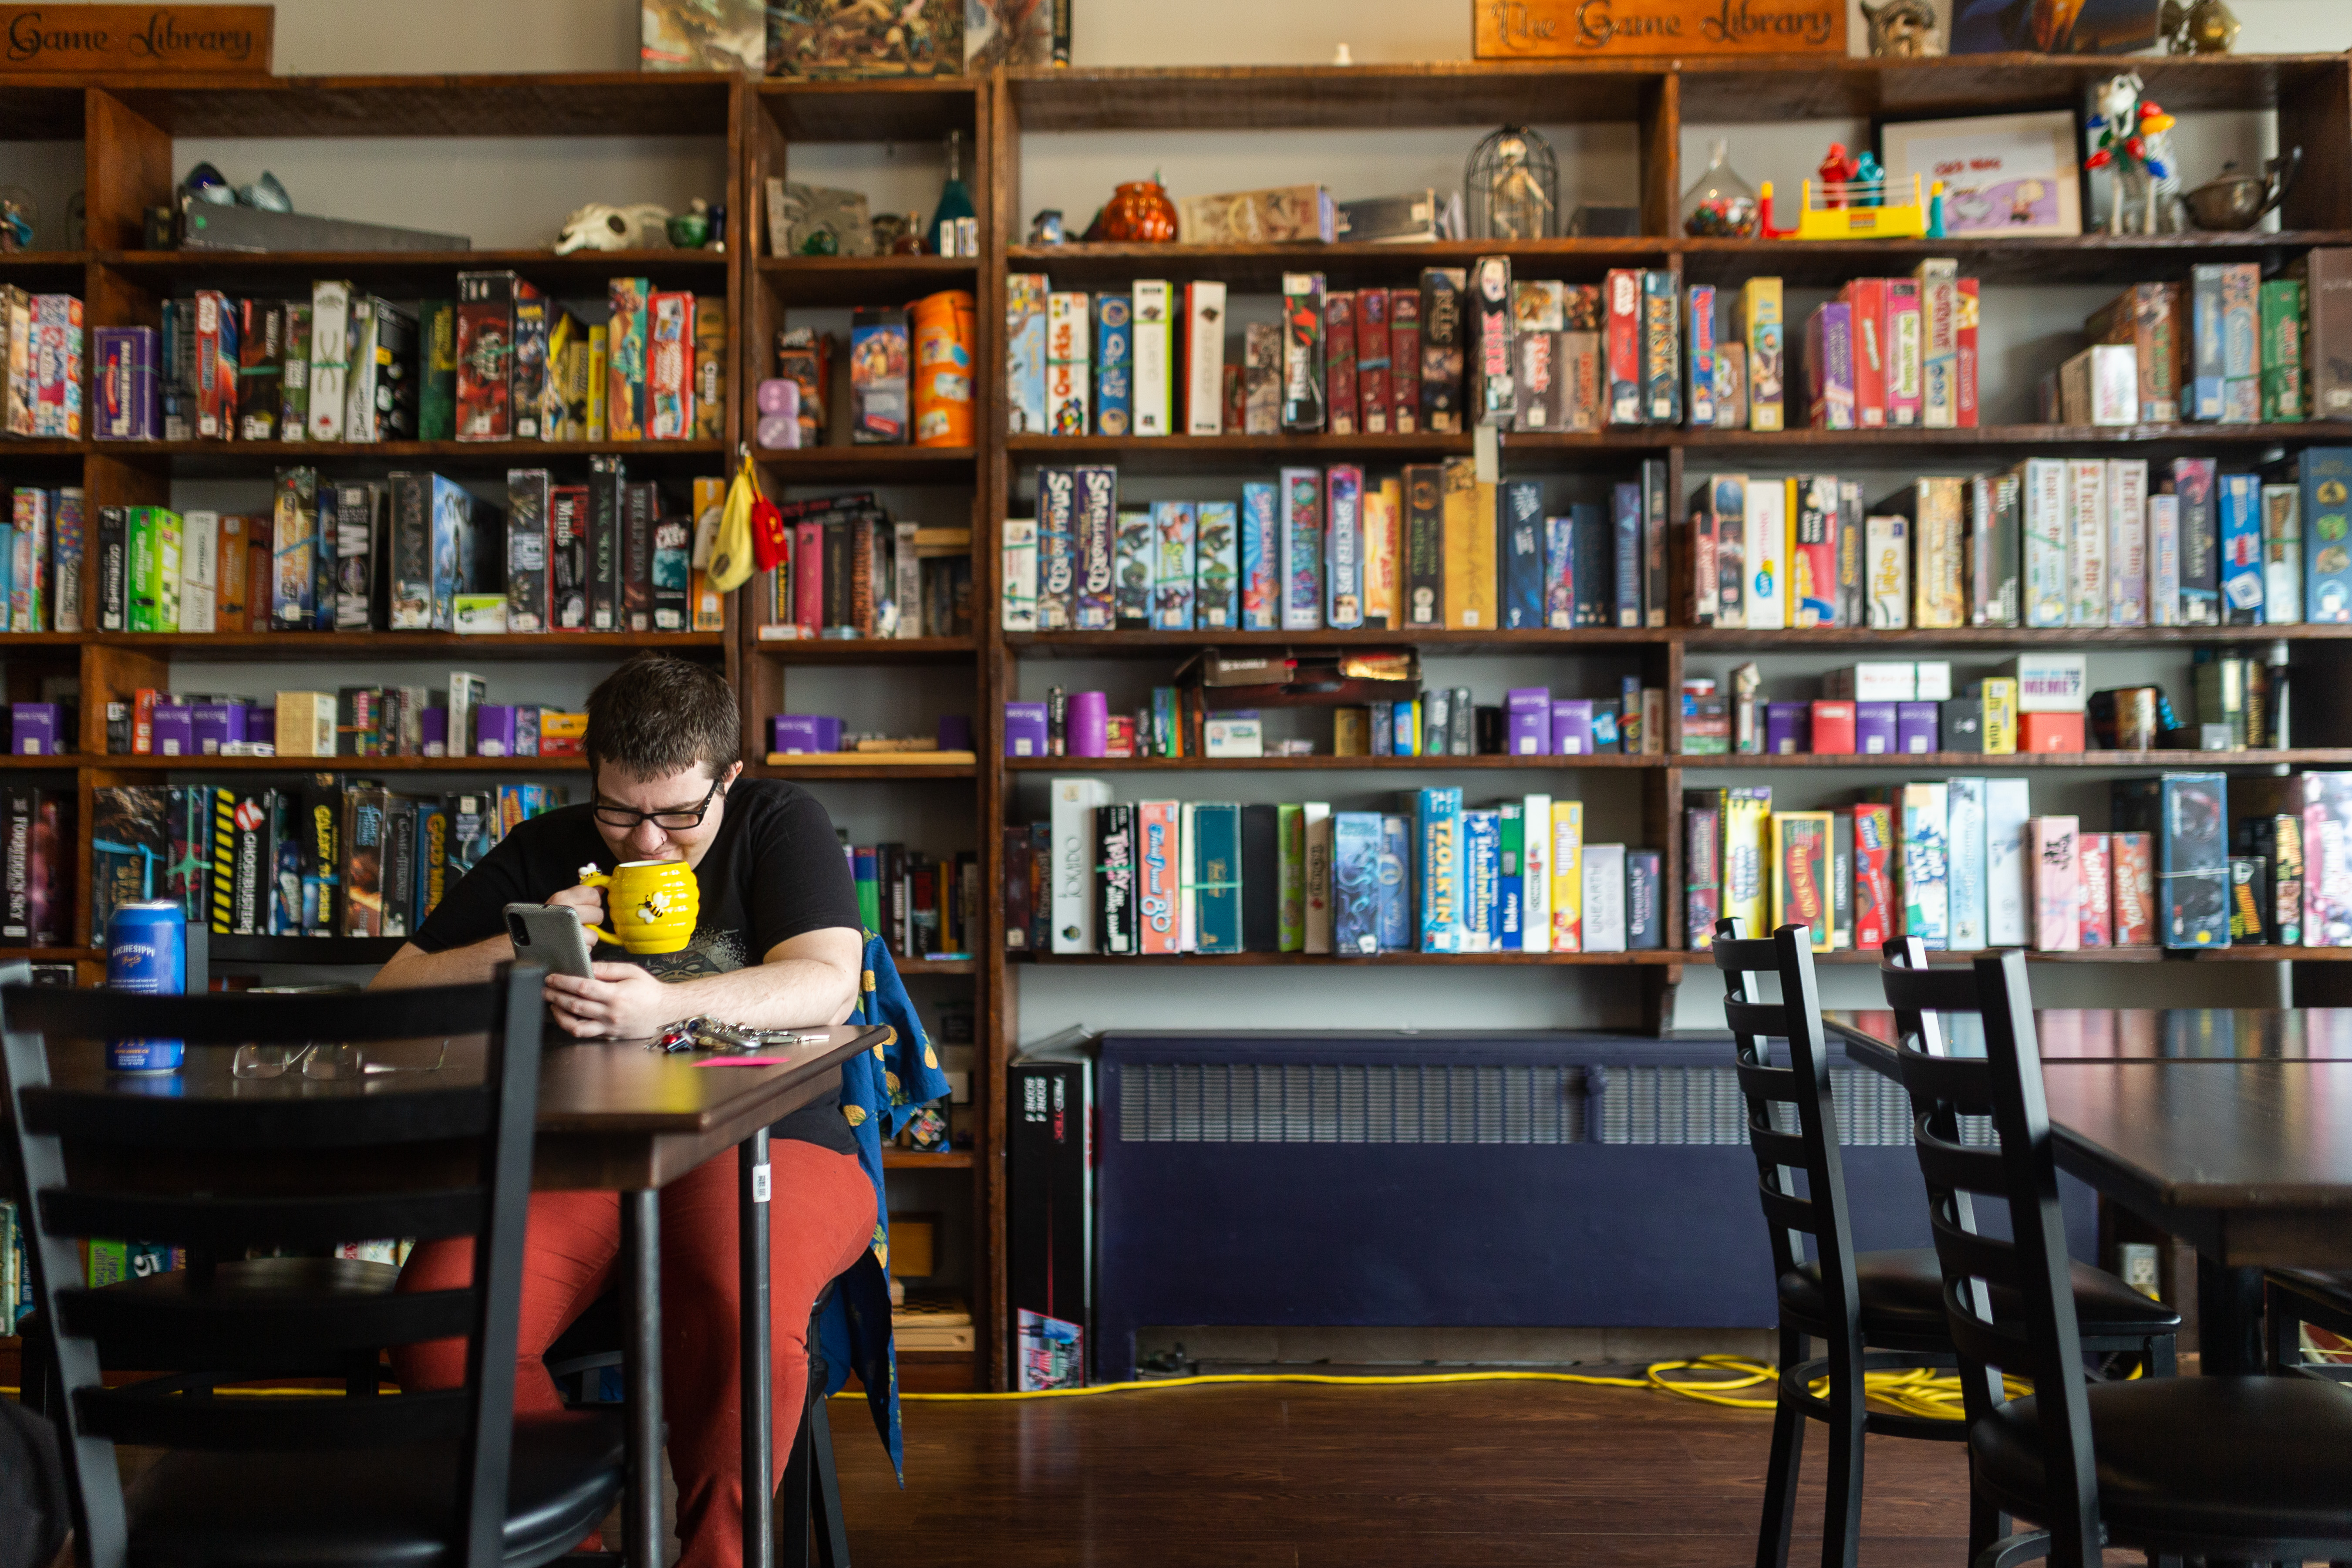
1819,142,1858,209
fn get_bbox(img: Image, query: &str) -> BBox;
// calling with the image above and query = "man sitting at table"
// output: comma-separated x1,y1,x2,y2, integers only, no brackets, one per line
372,653,872,1568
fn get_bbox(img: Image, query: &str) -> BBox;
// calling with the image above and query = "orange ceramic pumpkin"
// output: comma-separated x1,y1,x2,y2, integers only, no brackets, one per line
1100,179,1178,243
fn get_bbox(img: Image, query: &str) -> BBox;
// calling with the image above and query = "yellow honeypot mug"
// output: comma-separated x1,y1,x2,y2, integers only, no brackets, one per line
576,860,699,955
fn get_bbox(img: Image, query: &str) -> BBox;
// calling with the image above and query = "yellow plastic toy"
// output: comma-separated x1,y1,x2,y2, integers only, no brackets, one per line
1760,173,1931,241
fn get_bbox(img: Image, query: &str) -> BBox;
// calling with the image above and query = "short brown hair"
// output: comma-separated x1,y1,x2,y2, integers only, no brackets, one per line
584,654,740,781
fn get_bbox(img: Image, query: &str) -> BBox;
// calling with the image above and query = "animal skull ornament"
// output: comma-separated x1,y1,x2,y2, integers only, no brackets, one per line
553,202,674,255
1860,0,1943,57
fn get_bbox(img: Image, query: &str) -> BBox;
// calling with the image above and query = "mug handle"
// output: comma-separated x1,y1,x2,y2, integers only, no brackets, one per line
574,868,623,943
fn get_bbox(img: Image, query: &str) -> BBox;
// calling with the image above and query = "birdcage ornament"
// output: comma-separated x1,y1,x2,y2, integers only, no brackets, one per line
1466,126,1559,242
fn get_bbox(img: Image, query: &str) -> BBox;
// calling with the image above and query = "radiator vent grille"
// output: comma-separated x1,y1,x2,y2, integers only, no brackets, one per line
1117,1062,1589,1145
1115,1061,1991,1149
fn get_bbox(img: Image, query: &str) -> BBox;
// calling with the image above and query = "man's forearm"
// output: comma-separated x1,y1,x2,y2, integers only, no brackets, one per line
657,958,857,1031
371,937,515,990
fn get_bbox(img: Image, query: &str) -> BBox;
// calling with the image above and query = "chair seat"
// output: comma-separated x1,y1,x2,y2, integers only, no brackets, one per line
125,1410,624,1568
1779,1246,2180,1339
1972,1376,2352,1545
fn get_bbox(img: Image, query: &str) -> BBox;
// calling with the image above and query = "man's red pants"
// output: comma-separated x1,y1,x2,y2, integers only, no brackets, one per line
393,1141,876,1568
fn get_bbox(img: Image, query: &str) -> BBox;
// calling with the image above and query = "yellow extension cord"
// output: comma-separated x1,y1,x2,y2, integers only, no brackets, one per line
0,1356,2050,1420
886,1355,2040,1420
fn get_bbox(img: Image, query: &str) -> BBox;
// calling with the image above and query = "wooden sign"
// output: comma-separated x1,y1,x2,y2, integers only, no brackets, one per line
2,6,273,75
1474,0,1845,58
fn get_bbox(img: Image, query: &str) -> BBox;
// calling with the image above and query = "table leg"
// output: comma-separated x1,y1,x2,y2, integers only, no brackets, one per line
741,1128,775,1568
621,1189,664,1568
2196,1254,2266,1377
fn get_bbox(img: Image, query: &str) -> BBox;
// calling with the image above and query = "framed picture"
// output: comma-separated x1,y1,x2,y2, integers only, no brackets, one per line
1877,109,2082,239
1947,0,2161,55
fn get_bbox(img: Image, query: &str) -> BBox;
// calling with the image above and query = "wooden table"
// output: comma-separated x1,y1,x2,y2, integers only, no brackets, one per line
1823,1008,2352,1376
36,1024,890,1568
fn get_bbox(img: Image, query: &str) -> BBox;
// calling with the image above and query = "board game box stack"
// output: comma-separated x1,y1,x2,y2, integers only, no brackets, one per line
89,465,726,637
78,277,723,446
1687,769,2352,955
90,779,566,946
752,490,974,641
1,288,86,440
1685,448,2351,633
1002,460,1670,635
1010,781,1664,957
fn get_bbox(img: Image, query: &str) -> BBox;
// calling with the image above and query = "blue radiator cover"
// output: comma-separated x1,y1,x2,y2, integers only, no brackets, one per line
1094,1030,2096,1382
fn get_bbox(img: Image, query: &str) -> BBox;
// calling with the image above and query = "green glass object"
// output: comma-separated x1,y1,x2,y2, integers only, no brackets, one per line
799,229,839,256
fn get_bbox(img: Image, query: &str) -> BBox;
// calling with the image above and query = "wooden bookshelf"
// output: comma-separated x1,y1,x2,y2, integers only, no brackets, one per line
0,67,747,1036
976,51,2352,1389
737,71,995,1393
16,52,2352,1396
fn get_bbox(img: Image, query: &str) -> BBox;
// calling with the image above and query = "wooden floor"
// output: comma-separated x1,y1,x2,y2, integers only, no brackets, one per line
832,1376,1973,1566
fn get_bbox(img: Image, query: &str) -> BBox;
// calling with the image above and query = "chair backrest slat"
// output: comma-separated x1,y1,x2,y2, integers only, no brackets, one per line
1878,940,2103,1568
1,963,548,1568
1713,918,1860,1332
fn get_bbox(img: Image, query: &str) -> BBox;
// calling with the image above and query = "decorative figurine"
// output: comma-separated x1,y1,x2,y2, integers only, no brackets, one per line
2085,74,2183,236
1860,0,1942,55
1818,143,1859,208
1098,179,1179,243
1926,180,1948,239
1680,139,1761,239
180,162,234,206
236,172,292,212
1028,209,1067,245
1466,126,1558,240
553,202,673,254
0,192,31,252
705,202,727,252
2161,0,2240,53
1851,151,1887,208
890,211,928,255
871,211,917,254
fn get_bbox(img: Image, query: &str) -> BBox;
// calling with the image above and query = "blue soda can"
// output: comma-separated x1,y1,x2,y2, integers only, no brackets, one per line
107,900,186,1072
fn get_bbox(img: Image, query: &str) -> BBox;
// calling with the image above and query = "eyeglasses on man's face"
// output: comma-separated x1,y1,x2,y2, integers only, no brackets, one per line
591,774,725,833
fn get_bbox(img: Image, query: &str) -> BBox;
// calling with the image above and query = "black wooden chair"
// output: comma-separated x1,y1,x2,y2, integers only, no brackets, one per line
543,1279,853,1566
1879,945,2352,1568
1716,921,2179,1568
2266,1269,2352,1383
0,961,625,1568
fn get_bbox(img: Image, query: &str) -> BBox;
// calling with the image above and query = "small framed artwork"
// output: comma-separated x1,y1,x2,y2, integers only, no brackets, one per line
1877,109,2083,239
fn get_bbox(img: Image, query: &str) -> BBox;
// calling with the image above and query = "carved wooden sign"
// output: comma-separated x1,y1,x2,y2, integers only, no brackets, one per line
1474,0,1846,57
2,6,273,74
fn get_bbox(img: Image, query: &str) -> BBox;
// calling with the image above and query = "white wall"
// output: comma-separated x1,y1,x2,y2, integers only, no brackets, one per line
8,0,2345,1038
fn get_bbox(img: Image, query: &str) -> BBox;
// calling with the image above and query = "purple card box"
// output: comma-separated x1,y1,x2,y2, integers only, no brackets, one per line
1551,699,1594,756
937,714,974,753
150,703,195,758
1897,701,1940,754
251,708,276,747
94,326,158,442
1003,702,1049,758
421,706,448,755
1506,687,1552,756
1855,701,1898,755
770,715,843,755
475,704,517,758
10,703,60,755
1764,701,1809,755
190,701,248,755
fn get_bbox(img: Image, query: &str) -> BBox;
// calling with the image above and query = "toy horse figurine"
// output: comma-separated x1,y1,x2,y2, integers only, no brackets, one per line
2085,73,2183,235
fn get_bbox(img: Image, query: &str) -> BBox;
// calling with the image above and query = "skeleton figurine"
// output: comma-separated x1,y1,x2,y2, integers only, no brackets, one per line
1486,133,1553,241
553,202,674,255
1859,0,1943,57
2085,74,2183,236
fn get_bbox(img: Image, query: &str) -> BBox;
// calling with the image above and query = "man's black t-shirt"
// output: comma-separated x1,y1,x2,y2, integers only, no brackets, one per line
410,777,862,1151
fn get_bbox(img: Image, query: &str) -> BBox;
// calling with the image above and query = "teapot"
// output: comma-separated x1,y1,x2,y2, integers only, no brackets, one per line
2183,146,2299,231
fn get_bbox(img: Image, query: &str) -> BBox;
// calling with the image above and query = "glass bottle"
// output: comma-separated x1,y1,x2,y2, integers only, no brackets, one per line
1681,138,1761,239
927,128,977,255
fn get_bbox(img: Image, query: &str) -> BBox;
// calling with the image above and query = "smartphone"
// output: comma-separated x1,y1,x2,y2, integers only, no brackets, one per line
503,902,596,979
